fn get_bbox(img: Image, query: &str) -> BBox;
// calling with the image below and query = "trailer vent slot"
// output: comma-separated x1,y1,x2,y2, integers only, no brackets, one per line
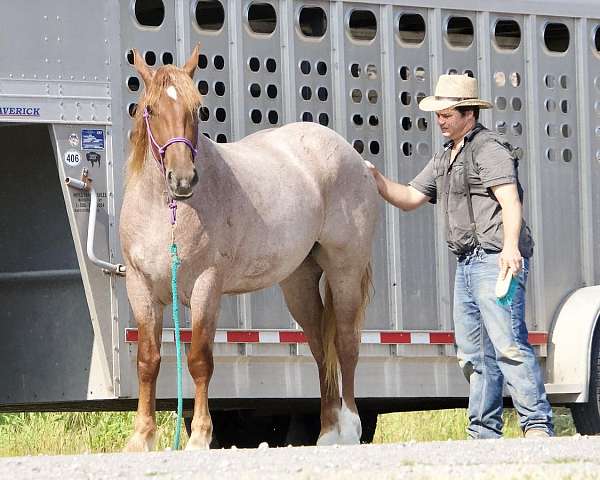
247,3,277,35
144,51,156,66
494,19,521,50
134,0,165,27
446,16,474,48
544,23,569,53
398,13,426,45
348,10,377,42
195,0,225,31
595,25,600,53
299,6,327,38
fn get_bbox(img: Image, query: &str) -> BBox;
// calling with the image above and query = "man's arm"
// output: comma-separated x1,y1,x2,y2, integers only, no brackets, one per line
492,182,522,275
366,162,431,211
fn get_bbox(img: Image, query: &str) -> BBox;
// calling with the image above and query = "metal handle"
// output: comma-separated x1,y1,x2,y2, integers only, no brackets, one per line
65,171,126,276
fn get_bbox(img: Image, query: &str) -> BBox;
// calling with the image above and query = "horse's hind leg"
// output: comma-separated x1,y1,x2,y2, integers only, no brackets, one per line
279,255,339,444
185,270,222,450
124,272,164,452
314,248,371,445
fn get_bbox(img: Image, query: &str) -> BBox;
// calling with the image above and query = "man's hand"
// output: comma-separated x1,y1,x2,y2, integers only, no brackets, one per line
499,246,522,277
365,161,386,196
364,161,430,211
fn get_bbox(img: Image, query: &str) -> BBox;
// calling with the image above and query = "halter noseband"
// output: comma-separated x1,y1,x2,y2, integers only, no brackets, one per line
143,106,198,224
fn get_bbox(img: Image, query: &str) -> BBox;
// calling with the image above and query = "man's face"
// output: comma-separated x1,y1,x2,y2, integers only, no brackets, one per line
435,108,473,142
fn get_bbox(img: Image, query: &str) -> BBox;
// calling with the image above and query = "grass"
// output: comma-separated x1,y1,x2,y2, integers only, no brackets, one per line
0,407,576,457
373,407,576,443
0,411,188,457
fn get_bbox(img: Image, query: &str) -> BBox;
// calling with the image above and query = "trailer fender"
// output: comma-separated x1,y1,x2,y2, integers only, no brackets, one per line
547,286,600,403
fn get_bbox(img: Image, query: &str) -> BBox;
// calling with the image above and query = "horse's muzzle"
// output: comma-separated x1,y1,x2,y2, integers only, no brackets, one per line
168,169,198,199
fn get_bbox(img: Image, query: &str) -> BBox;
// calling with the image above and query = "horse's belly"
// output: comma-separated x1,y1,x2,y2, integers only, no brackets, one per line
223,241,315,294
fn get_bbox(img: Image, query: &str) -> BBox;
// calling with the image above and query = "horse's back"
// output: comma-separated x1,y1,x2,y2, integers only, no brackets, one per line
232,122,380,251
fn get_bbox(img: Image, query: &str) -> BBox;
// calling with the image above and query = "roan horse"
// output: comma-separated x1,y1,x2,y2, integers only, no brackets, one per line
120,45,379,451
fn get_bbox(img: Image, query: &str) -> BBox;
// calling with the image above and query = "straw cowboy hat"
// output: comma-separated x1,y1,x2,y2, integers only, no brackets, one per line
418,74,493,112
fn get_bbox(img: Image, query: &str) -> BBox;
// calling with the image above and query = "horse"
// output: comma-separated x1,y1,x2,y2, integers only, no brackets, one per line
119,44,379,451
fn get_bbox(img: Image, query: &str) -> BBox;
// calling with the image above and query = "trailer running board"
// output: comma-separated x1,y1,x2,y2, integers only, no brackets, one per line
125,328,548,346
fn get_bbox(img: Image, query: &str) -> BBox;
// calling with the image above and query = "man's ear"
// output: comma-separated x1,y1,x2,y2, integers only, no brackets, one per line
183,43,201,79
131,48,154,87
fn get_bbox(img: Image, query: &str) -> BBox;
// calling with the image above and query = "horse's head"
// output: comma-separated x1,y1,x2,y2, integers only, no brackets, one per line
132,45,203,199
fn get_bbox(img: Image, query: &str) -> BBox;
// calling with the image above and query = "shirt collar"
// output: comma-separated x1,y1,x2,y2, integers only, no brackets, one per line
443,123,485,150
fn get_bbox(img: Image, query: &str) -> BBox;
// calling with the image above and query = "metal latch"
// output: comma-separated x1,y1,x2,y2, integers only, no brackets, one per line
65,168,126,276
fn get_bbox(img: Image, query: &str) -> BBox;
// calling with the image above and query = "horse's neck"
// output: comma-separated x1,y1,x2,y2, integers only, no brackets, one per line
134,149,170,205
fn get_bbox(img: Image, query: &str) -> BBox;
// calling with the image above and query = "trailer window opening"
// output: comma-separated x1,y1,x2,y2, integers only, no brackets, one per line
446,16,474,48
544,22,570,53
248,3,277,35
398,13,426,45
195,0,225,31
494,19,521,50
134,0,165,27
595,25,600,53
348,10,377,41
299,6,327,38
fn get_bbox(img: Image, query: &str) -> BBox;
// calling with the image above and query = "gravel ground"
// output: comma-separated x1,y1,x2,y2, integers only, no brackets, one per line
2,436,600,479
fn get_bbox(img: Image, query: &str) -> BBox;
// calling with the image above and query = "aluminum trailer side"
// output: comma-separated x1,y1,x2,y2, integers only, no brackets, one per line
2,0,600,440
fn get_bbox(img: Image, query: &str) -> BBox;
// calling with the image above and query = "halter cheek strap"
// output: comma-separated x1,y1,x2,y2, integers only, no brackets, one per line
143,106,198,224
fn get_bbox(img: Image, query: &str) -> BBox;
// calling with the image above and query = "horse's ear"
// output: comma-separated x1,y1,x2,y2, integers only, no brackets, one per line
131,48,154,87
183,43,201,79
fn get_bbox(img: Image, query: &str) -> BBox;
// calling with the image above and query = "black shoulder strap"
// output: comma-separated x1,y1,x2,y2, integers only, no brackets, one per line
465,148,479,246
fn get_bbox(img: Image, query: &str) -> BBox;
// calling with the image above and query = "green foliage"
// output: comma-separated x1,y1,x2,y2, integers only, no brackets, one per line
373,407,575,443
0,407,576,456
0,411,187,456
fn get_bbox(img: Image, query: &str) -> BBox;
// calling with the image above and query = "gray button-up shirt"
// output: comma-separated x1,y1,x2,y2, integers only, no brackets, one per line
409,125,534,257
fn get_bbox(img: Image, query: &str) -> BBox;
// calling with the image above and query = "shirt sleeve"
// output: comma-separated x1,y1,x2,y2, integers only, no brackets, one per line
409,156,437,204
473,138,517,189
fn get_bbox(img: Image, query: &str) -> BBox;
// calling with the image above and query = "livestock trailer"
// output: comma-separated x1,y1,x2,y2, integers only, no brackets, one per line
2,0,600,445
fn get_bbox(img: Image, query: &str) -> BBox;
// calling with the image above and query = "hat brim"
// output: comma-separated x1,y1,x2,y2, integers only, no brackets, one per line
418,96,493,112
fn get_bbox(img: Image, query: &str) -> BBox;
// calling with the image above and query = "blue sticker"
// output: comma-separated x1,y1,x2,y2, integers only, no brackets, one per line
81,129,105,150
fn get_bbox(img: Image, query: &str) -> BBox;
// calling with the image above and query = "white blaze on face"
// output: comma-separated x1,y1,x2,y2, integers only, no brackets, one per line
166,85,178,101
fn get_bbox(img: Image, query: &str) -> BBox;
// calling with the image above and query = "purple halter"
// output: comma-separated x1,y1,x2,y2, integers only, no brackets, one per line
143,106,198,224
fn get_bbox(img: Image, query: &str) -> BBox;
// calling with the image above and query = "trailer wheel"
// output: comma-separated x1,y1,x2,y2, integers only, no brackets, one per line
571,325,600,434
359,410,378,444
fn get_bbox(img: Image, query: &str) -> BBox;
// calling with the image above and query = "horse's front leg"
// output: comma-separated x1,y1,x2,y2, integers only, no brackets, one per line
124,271,164,452
185,269,222,450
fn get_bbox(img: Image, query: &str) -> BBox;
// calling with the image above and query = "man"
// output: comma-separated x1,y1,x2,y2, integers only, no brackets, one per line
367,74,554,438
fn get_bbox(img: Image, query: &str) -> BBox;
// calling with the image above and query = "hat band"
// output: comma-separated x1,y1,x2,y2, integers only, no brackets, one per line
434,96,477,101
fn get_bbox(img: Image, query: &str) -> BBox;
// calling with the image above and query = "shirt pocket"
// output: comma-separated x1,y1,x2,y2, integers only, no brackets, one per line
449,164,466,196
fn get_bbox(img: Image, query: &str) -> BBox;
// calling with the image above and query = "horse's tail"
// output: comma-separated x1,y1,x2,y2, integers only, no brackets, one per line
321,261,373,396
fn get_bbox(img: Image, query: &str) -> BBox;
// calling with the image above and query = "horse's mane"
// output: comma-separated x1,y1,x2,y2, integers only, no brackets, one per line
127,66,202,181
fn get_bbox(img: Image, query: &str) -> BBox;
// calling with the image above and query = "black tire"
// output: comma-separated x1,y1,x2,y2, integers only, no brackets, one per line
211,410,290,448
570,325,600,434
359,410,378,444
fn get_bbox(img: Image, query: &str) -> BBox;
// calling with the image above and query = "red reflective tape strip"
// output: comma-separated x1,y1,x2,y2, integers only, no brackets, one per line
279,331,307,343
124,329,548,346
528,332,548,345
380,332,411,344
179,329,192,343
429,332,455,344
125,329,138,342
227,331,260,343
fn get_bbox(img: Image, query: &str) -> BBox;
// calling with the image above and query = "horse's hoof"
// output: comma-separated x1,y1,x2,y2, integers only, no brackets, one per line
185,432,211,450
338,401,362,445
123,432,155,453
316,429,339,446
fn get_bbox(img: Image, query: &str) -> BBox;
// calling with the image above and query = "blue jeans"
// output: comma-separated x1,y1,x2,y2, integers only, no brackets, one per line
454,248,554,438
